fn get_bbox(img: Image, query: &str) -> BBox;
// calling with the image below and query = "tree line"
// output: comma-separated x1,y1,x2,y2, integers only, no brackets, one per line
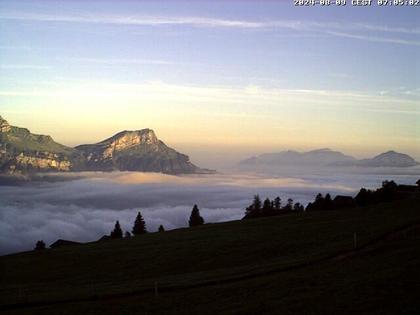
243,195,304,219
35,179,419,250
109,204,205,240
244,179,420,220
35,204,205,250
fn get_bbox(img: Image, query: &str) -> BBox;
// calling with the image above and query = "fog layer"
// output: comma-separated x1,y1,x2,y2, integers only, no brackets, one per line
0,171,418,255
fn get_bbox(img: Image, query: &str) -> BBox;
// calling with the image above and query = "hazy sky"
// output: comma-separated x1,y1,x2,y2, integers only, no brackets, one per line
0,0,419,167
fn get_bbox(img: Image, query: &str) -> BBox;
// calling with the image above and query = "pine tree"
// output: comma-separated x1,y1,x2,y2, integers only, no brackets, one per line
253,195,262,211
262,198,274,216
284,198,294,211
274,197,281,211
244,195,263,219
35,240,46,250
189,204,204,227
110,220,123,239
293,202,304,212
158,225,165,232
132,212,147,235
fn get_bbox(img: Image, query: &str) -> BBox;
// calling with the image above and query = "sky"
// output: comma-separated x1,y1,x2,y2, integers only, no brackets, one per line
0,0,419,168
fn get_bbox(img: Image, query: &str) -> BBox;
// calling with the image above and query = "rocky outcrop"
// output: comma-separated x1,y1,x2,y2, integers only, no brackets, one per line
0,116,210,175
75,129,204,174
3,152,72,173
0,116,11,132
0,116,78,174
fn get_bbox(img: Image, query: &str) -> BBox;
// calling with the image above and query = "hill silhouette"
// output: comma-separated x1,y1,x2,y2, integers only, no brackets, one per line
1,187,419,314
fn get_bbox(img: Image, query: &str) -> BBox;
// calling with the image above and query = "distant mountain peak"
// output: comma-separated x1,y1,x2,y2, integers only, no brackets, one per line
239,148,356,167
310,148,332,152
357,150,419,167
379,150,398,156
239,148,419,169
75,128,208,174
97,129,159,153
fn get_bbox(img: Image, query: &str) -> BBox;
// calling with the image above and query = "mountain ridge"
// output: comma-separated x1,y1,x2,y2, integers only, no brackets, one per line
0,116,210,175
239,148,419,168
75,129,203,174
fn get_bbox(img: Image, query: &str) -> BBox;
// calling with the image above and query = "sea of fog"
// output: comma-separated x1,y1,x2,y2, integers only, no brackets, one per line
1,168,419,255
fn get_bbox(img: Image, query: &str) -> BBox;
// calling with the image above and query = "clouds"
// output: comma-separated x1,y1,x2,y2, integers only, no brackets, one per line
1,171,419,255
0,172,339,255
0,12,418,46
0,64,50,70
56,57,176,66
325,30,420,47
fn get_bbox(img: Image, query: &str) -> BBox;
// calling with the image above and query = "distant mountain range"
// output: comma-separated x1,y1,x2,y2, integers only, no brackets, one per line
0,116,211,175
239,148,419,168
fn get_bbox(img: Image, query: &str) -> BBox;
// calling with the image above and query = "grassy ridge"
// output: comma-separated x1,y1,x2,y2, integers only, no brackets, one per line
0,194,419,313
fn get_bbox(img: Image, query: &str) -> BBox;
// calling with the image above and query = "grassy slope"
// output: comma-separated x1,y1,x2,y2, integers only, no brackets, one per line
1,126,74,154
0,194,419,314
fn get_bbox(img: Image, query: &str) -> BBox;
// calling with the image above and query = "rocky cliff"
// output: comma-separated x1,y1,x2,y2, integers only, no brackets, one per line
0,116,80,174
75,129,203,174
0,116,208,175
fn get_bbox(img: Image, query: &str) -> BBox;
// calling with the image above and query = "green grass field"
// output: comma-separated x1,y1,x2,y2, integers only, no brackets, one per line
1,194,419,314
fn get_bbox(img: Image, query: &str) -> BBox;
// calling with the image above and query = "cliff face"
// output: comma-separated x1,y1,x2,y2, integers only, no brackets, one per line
0,116,78,174
4,152,72,172
0,116,206,175
75,129,201,174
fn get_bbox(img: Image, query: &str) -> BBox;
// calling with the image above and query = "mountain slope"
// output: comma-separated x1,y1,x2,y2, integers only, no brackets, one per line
75,129,203,174
356,151,419,167
1,196,419,314
239,148,419,169
0,116,208,175
0,116,82,173
239,148,356,167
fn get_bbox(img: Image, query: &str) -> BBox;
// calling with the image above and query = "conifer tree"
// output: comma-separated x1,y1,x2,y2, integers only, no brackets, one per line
274,197,281,211
132,212,147,235
284,198,294,211
244,195,263,219
158,225,165,232
293,202,304,212
110,220,123,239
253,195,262,211
189,204,204,227
35,240,46,250
262,198,274,216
